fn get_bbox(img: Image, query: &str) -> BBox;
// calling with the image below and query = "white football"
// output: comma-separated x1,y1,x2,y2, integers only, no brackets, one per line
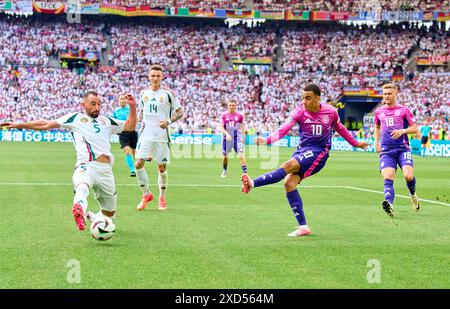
90,216,115,241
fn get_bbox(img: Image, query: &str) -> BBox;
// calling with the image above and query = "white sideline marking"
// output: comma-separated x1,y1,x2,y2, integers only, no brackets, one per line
343,186,450,207
0,182,449,207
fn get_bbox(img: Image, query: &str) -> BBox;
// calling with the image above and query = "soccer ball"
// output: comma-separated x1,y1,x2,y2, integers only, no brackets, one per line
90,216,115,241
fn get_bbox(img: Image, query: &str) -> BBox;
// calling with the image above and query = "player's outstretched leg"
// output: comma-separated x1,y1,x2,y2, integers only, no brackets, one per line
72,183,89,230
136,165,153,210
241,167,287,194
241,173,253,193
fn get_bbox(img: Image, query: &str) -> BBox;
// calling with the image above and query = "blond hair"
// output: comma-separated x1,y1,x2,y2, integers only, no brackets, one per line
382,83,398,91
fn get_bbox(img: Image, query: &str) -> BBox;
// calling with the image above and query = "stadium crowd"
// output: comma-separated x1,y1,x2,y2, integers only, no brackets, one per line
281,24,420,75
110,24,221,71
77,0,247,9
52,0,450,11
254,0,449,11
0,18,107,67
417,30,449,58
0,16,448,138
220,27,278,60
1,65,448,137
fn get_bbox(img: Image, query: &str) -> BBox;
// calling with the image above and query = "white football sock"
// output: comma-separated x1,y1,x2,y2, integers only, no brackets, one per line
136,167,149,194
74,183,89,214
158,170,168,198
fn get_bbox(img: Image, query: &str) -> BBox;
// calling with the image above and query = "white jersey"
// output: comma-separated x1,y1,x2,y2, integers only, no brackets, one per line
56,112,125,167
139,87,181,142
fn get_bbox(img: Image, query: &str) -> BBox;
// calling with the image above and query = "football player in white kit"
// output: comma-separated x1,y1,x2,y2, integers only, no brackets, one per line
135,65,183,211
0,90,137,231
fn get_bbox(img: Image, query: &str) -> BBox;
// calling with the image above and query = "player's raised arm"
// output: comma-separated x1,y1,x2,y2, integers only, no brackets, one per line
137,91,144,123
0,119,60,131
332,111,370,150
123,93,137,132
258,113,297,146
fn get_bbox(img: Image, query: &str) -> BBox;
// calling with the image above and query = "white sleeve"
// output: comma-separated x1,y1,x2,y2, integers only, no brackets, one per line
170,92,181,112
55,112,78,130
108,117,126,134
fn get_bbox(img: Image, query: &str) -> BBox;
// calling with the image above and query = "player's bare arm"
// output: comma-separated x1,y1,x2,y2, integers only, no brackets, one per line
219,123,232,141
123,93,137,132
254,136,266,145
355,141,371,149
391,123,418,139
240,123,246,140
0,120,60,131
257,115,296,146
333,114,371,150
160,107,183,129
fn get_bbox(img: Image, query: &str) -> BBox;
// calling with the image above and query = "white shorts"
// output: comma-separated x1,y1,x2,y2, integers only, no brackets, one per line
136,140,170,165
73,161,116,211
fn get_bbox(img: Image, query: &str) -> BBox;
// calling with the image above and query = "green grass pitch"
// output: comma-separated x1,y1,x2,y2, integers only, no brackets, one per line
0,142,449,288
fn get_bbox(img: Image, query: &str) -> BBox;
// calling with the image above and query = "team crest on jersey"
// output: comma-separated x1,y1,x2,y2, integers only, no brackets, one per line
143,96,149,103
160,96,164,102
98,118,106,125
395,110,400,116
80,118,88,123
321,116,329,124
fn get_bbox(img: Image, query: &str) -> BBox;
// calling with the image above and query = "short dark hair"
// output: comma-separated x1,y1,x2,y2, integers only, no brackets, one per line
149,64,163,72
83,89,99,99
303,84,321,97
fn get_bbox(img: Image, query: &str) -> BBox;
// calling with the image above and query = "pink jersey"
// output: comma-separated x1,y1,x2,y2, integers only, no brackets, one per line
221,111,244,137
266,103,358,149
374,104,416,150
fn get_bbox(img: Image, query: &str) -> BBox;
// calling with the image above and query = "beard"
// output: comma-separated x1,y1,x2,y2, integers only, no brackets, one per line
88,111,99,118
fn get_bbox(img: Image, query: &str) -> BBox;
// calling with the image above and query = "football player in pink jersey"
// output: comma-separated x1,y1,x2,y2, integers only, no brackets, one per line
241,84,370,237
219,100,247,178
374,84,420,217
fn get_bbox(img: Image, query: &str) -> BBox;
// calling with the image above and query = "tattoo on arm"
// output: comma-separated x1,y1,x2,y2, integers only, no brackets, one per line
170,108,183,123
